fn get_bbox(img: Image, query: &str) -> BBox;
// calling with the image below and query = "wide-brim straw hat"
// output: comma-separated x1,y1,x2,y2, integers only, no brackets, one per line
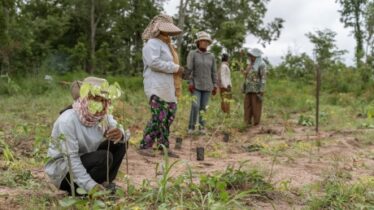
248,48,263,57
195,31,212,44
71,80,82,100
142,14,182,40
158,20,182,36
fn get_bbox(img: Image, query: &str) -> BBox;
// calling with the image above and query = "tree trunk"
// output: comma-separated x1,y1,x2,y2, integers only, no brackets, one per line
89,0,96,74
176,0,189,57
1,2,10,75
354,4,364,68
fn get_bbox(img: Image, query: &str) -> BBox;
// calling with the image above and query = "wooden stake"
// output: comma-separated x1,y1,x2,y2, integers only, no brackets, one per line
316,64,321,133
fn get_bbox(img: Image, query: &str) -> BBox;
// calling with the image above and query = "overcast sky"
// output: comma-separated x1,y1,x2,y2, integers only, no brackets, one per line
163,0,356,66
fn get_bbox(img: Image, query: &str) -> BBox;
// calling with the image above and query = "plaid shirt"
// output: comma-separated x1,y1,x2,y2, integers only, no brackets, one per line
187,50,217,91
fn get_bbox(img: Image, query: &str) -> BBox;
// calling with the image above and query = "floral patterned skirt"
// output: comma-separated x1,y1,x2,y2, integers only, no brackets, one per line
140,95,177,149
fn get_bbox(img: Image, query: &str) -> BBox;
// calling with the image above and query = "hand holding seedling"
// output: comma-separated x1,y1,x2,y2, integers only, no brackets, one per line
104,128,123,143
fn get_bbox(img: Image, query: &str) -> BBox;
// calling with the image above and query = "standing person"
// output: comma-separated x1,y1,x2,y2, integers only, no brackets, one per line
242,48,266,127
187,31,217,134
45,77,129,195
138,14,184,158
218,53,232,114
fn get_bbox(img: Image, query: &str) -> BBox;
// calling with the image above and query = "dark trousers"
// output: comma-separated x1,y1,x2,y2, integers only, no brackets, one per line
59,140,127,195
244,93,263,126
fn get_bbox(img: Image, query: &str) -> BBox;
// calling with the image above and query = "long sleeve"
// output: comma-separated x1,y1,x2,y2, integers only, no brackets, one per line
211,57,217,86
220,64,232,88
259,64,266,92
186,50,194,84
143,40,179,74
58,124,97,192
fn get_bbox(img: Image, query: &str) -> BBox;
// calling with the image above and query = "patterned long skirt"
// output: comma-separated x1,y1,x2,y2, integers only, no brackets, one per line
140,95,177,149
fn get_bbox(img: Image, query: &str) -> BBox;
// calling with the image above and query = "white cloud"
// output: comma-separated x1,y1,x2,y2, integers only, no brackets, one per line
164,0,356,66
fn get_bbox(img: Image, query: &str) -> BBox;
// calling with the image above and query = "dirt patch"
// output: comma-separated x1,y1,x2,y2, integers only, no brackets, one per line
2,123,374,209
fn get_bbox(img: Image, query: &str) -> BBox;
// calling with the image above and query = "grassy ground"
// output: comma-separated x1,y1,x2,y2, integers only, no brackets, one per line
1,72,374,209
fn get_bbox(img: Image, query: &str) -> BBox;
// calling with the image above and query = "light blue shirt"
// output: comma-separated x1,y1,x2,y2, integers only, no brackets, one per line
142,38,179,103
45,109,129,192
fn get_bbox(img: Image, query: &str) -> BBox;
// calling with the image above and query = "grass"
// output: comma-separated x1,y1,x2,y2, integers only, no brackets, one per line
1,71,374,208
307,177,374,210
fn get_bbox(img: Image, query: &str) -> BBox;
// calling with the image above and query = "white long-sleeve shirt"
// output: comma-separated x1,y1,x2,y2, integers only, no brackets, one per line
219,62,232,88
45,109,129,192
142,38,179,103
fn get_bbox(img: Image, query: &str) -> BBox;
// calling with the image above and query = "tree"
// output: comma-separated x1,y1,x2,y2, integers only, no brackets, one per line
365,1,374,66
277,51,315,80
200,0,284,53
336,0,368,67
176,0,190,56
306,29,347,69
7,0,163,75
0,0,15,74
175,0,283,64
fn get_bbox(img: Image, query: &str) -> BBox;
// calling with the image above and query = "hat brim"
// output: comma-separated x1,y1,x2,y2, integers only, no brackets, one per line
158,23,182,36
195,38,212,44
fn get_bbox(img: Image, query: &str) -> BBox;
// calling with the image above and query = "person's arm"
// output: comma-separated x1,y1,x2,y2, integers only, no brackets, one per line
211,56,217,87
221,64,231,88
143,40,179,74
227,65,232,87
107,115,130,144
259,64,266,92
186,51,195,85
58,124,97,192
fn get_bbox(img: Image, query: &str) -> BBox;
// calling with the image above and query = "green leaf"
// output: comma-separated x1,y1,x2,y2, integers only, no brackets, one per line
93,190,111,198
219,191,229,202
88,101,103,114
216,181,227,191
76,187,87,195
91,86,101,96
58,197,78,207
100,81,109,90
80,83,91,98
108,83,122,100
93,200,106,208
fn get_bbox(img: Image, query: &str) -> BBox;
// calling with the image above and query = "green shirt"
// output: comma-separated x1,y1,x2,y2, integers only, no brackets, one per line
243,63,266,93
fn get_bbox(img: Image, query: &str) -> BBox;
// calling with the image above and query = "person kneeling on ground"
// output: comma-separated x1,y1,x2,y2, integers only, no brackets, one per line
45,76,130,195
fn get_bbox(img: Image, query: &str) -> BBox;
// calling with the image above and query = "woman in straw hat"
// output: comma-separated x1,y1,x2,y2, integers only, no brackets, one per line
45,77,130,195
138,14,184,158
186,31,217,134
242,48,267,126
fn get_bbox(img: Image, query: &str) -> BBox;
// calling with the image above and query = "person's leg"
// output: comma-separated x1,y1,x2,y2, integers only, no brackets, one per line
198,91,211,128
253,93,263,126
59,150,112,195
188,90,202,130
97,140,126,182
160,102,179,157
157,101,177,149
249,93,256,125
140,95,162,149
244,93,251,125
220,88,228,113
223,89,231,114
